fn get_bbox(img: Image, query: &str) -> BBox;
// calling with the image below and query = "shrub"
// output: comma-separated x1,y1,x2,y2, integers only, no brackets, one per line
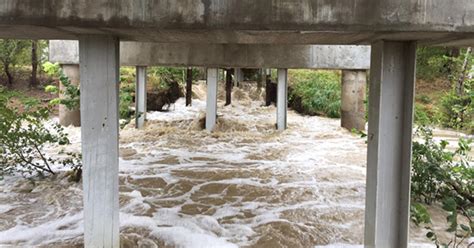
43,62,80,111
439,87,473,134
411,126,472,205
288,70,341,118
410,126,473,247
0,86,81,180
416,47,458,81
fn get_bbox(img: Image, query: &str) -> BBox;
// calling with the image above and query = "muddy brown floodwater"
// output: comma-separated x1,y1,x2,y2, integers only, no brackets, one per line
0,83,471,247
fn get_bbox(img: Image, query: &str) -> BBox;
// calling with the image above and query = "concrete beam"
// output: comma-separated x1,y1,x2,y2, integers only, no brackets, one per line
277,69,288,131
1,0,474,45
79,35,120,248
364,41,416,248
135,66,147,129
51,41,371,70
341,70,367,131
206,68,218,131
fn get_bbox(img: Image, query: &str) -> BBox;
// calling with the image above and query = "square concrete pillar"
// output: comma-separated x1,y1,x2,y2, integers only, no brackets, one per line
59,64,81,127
206,68,218,131
135,66,147,129
79,35,120,248
341,70,367,131
277,69,288,130
234,68,243,84
364,41,416,248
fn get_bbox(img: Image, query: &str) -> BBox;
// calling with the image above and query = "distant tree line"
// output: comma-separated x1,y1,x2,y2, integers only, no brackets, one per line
0,39,47,87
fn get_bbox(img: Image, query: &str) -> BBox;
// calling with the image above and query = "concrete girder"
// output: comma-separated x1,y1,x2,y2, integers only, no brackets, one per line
0,0,474,46
50,41,371,70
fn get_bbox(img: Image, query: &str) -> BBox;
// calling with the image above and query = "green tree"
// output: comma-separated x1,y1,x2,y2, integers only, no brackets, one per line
0,39,30,86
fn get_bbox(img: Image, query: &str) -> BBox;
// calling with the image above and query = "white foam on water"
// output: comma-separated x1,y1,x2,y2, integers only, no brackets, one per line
1,93,470,247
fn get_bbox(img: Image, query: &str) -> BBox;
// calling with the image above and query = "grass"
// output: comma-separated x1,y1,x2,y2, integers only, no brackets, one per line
288,69,341,118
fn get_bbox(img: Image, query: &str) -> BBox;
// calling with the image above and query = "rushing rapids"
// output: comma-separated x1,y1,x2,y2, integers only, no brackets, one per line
0,83,471,247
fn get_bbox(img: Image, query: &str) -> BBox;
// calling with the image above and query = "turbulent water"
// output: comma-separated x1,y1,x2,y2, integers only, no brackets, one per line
0,83,471,247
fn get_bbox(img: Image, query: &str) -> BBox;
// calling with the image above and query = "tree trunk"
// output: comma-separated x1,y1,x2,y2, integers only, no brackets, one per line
186,67,193,106
30,40,38,87
225,68,233,106
265,73,272,106
456,47,472,96
4,63,13,86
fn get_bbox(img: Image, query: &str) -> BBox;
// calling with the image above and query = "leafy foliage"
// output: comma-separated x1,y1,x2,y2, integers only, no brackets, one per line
410,202,432,226
0,39,30,85
0,86,81,180
288,70,342,118
439,79,473,133
415,47,470,82
411,127,473,205
410,126,473,247
43,62,80,111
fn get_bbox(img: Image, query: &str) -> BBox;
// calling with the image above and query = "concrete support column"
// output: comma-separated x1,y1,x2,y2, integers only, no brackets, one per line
235,68,243,86
135,66,147,129
277,69,288,130
257,68,264,89
341,70,367,131
59,64,81,127
364,41,416,248
186,67,193,106
79,35,120,248
206,68,218,131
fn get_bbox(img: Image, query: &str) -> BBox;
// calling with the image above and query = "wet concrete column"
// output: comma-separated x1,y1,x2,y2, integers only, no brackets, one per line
186,67,193,106
79,35,120,248
234,68,243,86
59,64,81,127
277,69,288,130
365,41,416,248
135,66,147,129
341,70,367,131
206,68,218,131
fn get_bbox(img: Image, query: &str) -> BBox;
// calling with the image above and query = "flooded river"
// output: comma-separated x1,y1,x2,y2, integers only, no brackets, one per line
0,83,471,247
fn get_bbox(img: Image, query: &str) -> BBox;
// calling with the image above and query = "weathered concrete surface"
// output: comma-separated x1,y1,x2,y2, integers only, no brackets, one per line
59,64,81,127
79,35,120,248
1,0,474,45
277,69,288,131
365,41,416,248
341,70,367,131
206,68,218,131
50,41,371,70
135,66,147,129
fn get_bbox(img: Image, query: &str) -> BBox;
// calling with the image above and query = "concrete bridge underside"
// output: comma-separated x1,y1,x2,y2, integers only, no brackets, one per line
50,40,370,131
0,0,473,46
2,1,474,247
